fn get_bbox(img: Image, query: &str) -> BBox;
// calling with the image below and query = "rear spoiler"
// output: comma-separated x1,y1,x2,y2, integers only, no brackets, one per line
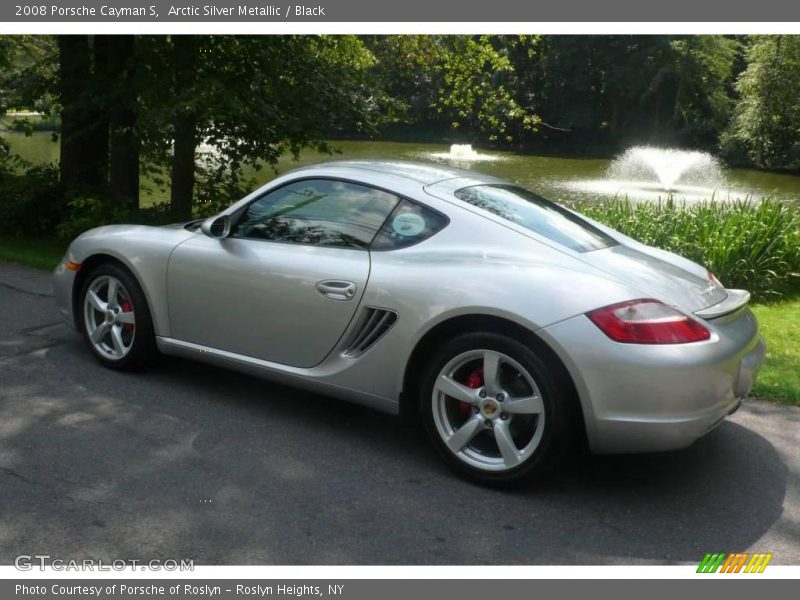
694,289,751,319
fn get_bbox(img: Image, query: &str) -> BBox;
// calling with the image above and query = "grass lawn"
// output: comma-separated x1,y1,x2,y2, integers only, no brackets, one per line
0,235,65,271
0,234,797,405
751,299,800,405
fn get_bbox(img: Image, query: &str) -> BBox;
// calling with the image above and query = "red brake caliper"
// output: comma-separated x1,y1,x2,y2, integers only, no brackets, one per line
120,300,134,332
460,367,484,415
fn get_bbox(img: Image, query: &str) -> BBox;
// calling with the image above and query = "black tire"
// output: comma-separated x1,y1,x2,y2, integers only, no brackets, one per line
78,262,158,371
420,331,576,486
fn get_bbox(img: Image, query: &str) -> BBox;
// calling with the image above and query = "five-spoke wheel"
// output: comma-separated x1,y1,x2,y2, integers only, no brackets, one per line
83,275,137,360
422,332,573,485
79,263,157,370
432,349,546,471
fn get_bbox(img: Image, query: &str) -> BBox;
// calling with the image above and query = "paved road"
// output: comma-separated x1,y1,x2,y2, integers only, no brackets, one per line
0,261,798,565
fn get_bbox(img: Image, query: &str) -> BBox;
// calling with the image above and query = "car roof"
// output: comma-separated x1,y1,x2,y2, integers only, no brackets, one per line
291,160,498,186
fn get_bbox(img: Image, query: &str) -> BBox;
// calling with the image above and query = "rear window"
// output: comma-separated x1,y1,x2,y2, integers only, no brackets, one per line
453,184,616,253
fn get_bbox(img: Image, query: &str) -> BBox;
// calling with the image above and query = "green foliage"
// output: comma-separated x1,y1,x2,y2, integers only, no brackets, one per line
1,33,798,248
54,196,178,244
54,196,132,244
1,113,60,134
0,144,62,237
363,34,742,151
574,198,800,300
365,35,542,143
363,35,447,130
0,136,20,173
138,35,386,206
192,161,257,217
0,35,58,115
435,36,540,142
724,36,800,170
668,36,741,146
513,35,741,150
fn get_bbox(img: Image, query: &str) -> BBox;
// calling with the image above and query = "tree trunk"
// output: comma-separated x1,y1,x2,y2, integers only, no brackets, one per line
170,35,198,220
58,35,108,194
88,36,110,186
609,95,629,135
106,35,140,211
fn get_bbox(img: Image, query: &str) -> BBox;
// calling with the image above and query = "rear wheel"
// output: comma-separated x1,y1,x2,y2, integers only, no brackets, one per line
421,332,574,486
79,263,157,370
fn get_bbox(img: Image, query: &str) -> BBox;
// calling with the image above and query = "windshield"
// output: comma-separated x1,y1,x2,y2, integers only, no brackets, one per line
453,184,617,253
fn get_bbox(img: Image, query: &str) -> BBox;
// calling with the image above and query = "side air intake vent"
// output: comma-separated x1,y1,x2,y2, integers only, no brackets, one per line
342,308,398,358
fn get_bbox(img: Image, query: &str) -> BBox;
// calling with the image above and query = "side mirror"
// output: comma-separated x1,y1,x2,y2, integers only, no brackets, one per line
200,214,231,239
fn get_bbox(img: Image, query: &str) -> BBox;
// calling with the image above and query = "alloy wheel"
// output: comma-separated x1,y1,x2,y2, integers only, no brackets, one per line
431,349,546,472
83,275,137,360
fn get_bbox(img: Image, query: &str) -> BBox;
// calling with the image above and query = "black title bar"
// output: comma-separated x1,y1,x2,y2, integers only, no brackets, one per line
3,0,800,22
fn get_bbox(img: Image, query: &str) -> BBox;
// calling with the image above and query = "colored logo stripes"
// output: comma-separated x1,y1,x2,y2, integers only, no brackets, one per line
697,552,773,573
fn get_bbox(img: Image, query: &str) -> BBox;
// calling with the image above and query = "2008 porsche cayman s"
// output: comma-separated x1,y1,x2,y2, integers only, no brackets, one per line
53,161,766,484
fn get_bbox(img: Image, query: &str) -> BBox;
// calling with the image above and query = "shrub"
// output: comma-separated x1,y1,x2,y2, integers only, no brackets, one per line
573,198,800,301
0,141,64,237
54,197,180,245
54,196,132,244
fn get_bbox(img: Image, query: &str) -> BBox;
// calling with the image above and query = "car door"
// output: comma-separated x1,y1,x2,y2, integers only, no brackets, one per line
166,178,402,368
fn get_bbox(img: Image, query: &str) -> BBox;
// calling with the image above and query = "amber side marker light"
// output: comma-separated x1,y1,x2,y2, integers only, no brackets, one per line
65,261,82,272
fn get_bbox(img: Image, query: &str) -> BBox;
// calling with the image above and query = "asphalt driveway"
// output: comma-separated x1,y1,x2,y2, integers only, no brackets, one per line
0,260,798,565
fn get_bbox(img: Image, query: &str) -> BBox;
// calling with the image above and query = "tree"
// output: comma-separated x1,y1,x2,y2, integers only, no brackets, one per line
435,36,539,143
105,35,140,210
58,35,108,193
364,35,543,144
725,35,800,170
0,35,57,115
505,35,739,151
667,36,740,147
170,35,197,218
139,35,384,218
56,35,141,205
364,35,445,128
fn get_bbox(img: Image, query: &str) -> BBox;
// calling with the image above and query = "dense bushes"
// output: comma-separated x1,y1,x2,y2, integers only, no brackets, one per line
1,141,176,244
0,140,63,237
575,198,800,300
51,197,177,245
53,196,132,244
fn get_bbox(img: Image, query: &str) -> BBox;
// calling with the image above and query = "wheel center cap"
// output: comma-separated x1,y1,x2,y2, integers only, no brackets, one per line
105,310,115,324
482,401,499,418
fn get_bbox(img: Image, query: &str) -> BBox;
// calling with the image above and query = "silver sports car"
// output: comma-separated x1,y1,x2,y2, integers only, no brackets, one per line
53,160,766,484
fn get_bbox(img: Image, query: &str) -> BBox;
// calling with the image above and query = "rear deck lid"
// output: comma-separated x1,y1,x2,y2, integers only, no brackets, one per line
579,244,728,313
425,178,730,313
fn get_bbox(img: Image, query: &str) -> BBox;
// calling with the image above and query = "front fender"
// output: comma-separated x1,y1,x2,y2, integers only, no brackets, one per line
62,225,196,337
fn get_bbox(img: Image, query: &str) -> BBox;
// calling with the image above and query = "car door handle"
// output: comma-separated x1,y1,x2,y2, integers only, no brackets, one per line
316,280,357,301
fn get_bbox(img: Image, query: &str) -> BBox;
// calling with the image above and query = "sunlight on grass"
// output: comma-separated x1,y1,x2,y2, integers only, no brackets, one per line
751,299,800,405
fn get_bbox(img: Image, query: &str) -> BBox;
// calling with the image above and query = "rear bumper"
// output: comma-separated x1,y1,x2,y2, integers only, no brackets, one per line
540,307,765,454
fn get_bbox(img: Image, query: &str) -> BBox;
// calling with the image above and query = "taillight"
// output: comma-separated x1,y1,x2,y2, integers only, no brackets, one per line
587,299,711,344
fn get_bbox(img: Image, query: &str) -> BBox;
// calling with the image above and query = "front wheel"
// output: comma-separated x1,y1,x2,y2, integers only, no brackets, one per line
420,332,574,486
79,263,158,370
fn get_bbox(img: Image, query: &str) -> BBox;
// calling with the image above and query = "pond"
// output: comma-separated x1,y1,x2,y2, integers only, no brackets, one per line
5,127,800,207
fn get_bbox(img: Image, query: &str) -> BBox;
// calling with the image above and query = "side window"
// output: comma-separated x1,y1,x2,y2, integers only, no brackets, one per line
371,200,449,251
231,179,401,249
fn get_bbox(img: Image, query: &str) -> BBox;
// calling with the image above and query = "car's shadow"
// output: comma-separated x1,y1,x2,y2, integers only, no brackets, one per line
0,334,790,565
